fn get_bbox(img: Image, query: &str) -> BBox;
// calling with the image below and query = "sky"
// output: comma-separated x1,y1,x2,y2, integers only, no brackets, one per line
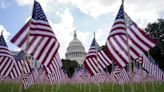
0,0,164,59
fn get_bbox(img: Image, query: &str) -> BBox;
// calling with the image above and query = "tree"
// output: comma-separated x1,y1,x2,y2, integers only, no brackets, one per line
61,59,80,78
145,19,164,70
145,19,164,54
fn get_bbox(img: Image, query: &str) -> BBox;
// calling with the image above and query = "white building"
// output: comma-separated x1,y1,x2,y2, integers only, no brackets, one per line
65,31,86,65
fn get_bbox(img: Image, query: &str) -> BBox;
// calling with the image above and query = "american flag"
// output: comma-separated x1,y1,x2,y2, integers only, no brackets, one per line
84,38,112,76
106,4,156,67
44,52,62,74
47,69,65,85
22,73,35,89
10,0,60,66
142,54,163,80
112,66,129,84
0,34,14,77
84,38,100,76
9,50,31,79
84,37,112,76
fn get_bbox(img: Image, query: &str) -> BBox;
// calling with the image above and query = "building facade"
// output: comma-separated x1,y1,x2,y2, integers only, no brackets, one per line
65,31,86,65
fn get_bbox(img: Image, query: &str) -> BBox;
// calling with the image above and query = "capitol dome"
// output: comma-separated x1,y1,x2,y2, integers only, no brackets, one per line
65,30,86,65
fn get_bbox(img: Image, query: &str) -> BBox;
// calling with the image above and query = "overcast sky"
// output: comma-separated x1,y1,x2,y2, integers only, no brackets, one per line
0,0,164,59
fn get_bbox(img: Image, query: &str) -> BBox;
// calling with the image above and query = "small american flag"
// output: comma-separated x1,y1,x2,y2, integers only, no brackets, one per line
0,34,14,77
9,50,31,79
84,38,100,76
11,0,60,66
84,37,112,76
22,73,35,89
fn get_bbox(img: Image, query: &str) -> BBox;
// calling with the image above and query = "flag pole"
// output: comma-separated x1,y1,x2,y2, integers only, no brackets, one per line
122,0,135,92
139,60,147,92
19,1,35,92
147,51,155,92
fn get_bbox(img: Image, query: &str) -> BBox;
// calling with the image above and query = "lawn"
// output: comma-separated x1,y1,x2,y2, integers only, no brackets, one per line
0,82,164,92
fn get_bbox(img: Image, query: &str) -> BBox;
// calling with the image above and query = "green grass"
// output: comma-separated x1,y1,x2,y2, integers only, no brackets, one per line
0,82,164,92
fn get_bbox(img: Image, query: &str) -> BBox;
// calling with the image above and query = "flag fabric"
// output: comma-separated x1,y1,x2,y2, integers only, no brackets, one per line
0,34,14,77
10,0,60,66
84,37,112,76
84,38,100,76
105,4,156,67
44,53,62,74
142,54,163,80
112,66,129,84
9,50,31,79
22,73,35,89
47,69,65,85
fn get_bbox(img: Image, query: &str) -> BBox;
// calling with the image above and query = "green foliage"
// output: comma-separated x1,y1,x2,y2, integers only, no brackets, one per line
0,82,164,92
61,59,80,78
145,18,164,70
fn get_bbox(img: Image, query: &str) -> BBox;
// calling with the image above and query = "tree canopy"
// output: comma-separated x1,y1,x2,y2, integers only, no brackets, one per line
145,19,164,70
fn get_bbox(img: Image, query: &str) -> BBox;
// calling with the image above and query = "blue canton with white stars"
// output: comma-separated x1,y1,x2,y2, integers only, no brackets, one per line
32,1,48,21
115,5,124,20
0,35,7,47
124,13,134,27
15,50,25,61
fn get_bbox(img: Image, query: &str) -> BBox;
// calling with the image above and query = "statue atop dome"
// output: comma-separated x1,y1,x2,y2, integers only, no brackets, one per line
74,30,77,39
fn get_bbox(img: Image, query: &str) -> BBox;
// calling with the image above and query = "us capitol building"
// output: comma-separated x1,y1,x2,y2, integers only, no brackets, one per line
65,31,86,65
10,30,86,67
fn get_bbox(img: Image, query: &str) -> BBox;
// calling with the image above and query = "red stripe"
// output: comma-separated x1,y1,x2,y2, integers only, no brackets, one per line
30,27,54,34
31,21,51,28
42,40,56,65
30,34,56,38
11,20,30,43
84,61,94,76
129,27,152,49
36,38,51,60
31,37,44,56
113,21,125,26
0,57,10,73
27,36,36,50
109,37,129,64
47,43,59,66
18,35,27,47
111,27,126,32
105,42,124,67
1,58,12,76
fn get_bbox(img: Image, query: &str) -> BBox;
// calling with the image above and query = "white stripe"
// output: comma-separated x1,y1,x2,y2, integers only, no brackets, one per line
27,36,42,55
90,58,99,73
44,40,59,66
112,23,125,30
127,29,149,51
98,51,110,66
3,59,13,77
31,19,50,25
0,57,8,70
130,26,155,47
30,30,55,37
121,36,143,56
38,38,53,65
33,37,49,59
14,26,29,46
30,24,52,32
106,41,126,67
97,55,106,68
115,35,138,59
85,59,97,75
100,50,112,64
110,37,129,62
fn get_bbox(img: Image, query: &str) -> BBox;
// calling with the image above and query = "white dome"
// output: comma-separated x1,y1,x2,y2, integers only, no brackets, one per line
65,31,86,65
